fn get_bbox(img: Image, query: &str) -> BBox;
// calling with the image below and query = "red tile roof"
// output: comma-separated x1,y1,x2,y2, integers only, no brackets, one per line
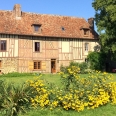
0,4,98,39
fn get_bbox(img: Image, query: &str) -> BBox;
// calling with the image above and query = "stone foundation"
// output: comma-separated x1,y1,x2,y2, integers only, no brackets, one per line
0,58,18,74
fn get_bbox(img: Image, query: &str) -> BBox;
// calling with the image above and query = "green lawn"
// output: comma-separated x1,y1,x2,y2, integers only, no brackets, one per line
0,72,116,116
0,73,116,85
18,104,116,116
0,73,61,86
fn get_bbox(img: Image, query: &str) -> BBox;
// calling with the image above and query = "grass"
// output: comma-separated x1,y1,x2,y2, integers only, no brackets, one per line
18,104,116,116
0,73,61,86
0,72,116,116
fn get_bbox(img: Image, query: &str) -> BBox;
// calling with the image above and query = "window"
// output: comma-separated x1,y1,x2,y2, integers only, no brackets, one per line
61,27,65,31
35,42,40,52
33,24,41,32
85,43,89,51
33,61,41,70
84,29,89,36
0,40,6,51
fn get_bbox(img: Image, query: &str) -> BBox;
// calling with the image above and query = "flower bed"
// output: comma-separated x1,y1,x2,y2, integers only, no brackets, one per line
0,68,116,116
28,67,116,112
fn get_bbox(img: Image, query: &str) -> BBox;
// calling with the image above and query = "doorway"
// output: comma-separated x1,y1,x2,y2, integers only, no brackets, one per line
51,59,56,73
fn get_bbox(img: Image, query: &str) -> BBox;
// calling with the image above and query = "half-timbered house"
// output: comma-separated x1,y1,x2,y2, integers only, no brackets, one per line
0,4,99,73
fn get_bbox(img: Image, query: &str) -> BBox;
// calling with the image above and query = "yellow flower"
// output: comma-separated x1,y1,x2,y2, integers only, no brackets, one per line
50,107,53,110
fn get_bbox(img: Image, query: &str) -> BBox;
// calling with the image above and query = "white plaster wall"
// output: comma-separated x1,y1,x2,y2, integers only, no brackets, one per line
14,39,18,57
62,41,69,53
83,40,100,56
90,41,100,52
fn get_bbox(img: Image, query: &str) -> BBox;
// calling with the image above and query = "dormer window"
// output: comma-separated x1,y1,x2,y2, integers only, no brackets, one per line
32,24,41,33
84,29,89,36
80,26,90,37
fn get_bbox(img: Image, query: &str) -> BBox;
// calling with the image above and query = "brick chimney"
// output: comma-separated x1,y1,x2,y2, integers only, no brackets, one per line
13,4,21,18
88,18,94,30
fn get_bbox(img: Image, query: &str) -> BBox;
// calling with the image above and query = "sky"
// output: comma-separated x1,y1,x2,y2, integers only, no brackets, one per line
0,0,97,30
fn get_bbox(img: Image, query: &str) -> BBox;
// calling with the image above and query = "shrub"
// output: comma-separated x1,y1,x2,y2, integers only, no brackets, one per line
28,66,116,112
1,69,116,115
79,62,88,73
69,61,79,67
59,67,116,111
0,80,31,116
87,51,105,70
60,61,88,74
60,64,68,73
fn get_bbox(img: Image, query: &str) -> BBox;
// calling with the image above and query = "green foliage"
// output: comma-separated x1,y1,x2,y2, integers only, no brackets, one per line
60,64,68,73
60,66,80,90
79,62,88,73
60,61,88,74
69,61,79,67
0,80,31,116
18,104,116,116
1,72,116,115
87,51,105,70
92,0,116,60
59,68,116,111
0,72,34,77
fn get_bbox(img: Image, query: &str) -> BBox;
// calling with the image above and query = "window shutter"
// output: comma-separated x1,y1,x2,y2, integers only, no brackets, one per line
28,61,33,70
42,61,46,70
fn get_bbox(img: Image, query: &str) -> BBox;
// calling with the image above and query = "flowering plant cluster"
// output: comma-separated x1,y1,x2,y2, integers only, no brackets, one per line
2,70,116,116
27,67,116,112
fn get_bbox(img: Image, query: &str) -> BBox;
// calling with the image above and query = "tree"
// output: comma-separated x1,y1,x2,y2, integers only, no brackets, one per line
92,0,116,72
92,0,116,60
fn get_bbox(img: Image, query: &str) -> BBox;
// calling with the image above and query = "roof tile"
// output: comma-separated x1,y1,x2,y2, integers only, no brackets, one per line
0,4,98,39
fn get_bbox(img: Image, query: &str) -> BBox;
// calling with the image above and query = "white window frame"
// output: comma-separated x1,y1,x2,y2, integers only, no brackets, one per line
33,40,42,52
85,43,89,52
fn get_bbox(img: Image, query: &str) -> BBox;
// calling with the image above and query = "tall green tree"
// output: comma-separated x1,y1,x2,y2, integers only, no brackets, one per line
92,0,116,60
